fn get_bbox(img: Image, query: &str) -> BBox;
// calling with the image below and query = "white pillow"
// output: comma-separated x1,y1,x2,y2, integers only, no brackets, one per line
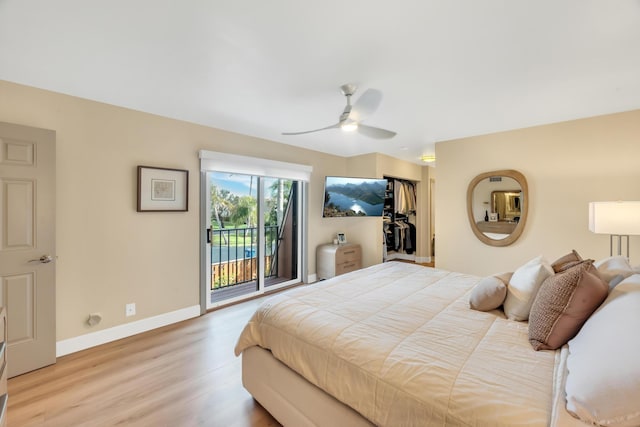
565,276,640,427
503,255,553,321
594,255,635,282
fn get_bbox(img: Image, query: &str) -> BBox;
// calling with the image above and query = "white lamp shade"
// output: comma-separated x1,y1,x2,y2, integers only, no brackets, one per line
589,201,640,235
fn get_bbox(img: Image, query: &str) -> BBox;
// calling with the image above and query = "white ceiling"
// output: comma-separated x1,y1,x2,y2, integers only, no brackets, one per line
1,1,639,165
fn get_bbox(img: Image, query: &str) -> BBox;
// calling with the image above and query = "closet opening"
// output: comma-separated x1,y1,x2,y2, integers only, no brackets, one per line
383,177,418,262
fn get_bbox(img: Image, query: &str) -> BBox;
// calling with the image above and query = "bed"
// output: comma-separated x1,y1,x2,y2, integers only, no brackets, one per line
235,260,640,427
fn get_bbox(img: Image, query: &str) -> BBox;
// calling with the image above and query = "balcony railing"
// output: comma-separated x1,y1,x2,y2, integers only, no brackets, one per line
211,225,279,290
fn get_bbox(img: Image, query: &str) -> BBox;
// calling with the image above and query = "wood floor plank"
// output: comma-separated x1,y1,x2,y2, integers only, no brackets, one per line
8,298,281,427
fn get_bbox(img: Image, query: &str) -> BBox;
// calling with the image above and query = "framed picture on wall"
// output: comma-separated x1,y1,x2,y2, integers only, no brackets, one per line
137,165,189,212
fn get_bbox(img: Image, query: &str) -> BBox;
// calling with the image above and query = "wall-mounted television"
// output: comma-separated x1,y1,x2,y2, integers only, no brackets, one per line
323,176,386,217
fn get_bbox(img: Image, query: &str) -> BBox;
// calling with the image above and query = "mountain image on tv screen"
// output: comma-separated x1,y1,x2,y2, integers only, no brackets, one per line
323,177,386,217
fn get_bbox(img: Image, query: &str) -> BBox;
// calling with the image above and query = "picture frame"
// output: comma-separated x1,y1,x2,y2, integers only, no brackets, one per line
337,233,347,245
488,212,498,222
137,165,188,212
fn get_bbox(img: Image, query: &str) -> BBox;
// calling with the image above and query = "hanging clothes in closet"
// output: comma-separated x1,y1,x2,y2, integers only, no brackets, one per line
387,216,417,254
403,219,416,254
382,178,418,261
394,180,416,214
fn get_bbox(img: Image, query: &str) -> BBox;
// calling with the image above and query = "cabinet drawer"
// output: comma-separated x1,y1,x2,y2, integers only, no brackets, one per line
336,260,362,275
316,243,362,279
0,361,6,397
0,393,6,427
337,246,361,264
0,306,6,427
0,313,5,346
0,310,5,370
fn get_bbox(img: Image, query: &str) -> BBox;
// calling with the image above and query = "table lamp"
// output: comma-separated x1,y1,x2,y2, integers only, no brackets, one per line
588,201,640,257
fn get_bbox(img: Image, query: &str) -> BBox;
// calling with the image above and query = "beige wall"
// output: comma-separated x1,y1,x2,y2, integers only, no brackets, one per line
435,109,640,276
0,80,424,342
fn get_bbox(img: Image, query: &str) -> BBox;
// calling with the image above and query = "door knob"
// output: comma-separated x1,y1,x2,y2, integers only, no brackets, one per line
28,255,53,264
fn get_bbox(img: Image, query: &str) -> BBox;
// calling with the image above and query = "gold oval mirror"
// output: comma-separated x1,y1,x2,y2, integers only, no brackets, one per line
466,169,528,247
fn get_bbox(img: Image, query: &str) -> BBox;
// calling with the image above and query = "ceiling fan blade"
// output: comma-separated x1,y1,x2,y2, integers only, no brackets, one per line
282,123,340,136
357,124,396,139
351,88,383,121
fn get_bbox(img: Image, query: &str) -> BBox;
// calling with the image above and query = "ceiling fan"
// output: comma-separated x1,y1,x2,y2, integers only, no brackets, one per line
282,84,397,139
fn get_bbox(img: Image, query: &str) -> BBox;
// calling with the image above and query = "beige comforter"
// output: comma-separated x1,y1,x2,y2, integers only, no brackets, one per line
235,262,560,426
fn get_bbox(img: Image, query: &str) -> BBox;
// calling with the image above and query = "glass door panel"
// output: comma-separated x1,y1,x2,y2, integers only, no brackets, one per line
208,172,259,305
262,178,300,289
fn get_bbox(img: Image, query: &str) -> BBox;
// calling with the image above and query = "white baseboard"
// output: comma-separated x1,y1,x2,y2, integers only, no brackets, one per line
416,256,432,263
306,273,318,284
56,305,201,357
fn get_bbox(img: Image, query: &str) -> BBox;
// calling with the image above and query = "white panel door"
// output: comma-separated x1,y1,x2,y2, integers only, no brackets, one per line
0,121,56,377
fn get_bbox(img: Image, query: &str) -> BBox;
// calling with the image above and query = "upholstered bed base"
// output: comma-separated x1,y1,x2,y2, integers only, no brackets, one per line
242,346,373,427
243,345,587,427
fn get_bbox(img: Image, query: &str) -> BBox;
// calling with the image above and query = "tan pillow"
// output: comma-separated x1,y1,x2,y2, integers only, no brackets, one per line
469,276,507,311
550,249,583,273
528,260,608,351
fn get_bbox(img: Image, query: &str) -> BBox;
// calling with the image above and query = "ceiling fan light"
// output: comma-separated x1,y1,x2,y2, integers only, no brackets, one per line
341,122,358,132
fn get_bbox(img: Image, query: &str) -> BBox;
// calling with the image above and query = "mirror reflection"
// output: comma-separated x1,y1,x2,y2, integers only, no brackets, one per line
472,178,521,240
466,170,528,247
492,190,521,222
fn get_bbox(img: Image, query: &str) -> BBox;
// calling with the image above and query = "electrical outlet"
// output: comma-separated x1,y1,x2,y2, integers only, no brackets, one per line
125,303,136,317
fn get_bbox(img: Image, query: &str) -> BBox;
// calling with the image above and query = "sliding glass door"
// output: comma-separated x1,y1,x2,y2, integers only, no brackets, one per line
263,177,299,288
204,171,301,308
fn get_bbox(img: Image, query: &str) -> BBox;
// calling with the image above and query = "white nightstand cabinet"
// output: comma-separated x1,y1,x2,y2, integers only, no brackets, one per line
316,243,362,280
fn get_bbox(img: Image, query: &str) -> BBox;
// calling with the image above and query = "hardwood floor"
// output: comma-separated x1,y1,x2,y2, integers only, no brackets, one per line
8,298,281,427
9,261,434,426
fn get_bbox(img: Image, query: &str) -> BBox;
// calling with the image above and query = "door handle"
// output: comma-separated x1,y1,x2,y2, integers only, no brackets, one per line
28,255,53,264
